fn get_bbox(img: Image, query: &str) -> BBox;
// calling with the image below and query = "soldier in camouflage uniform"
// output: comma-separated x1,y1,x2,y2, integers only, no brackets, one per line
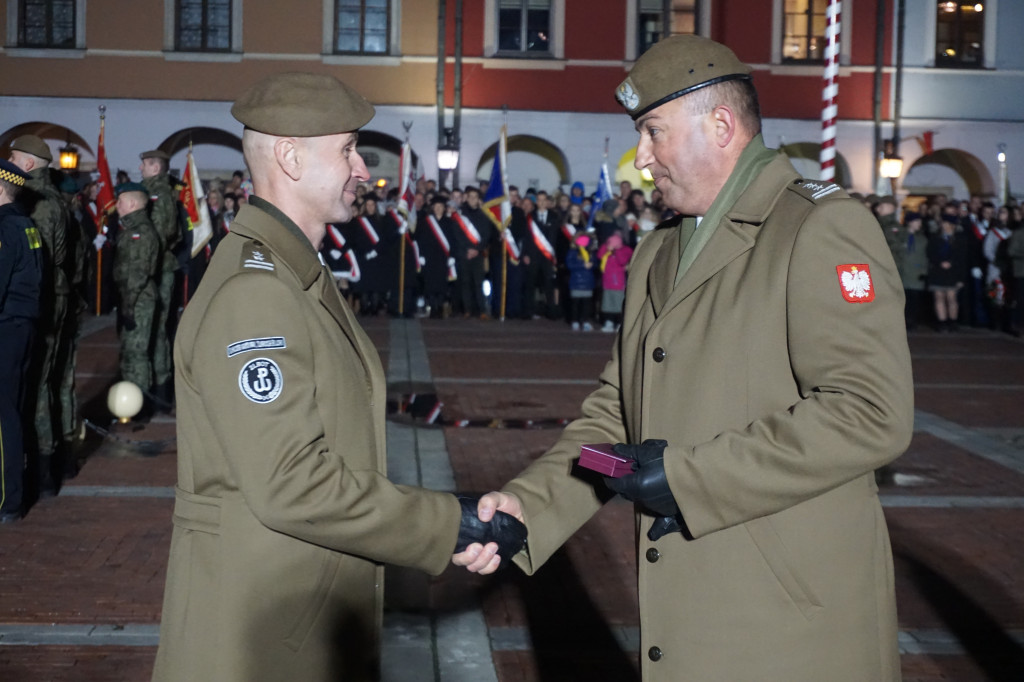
9,134,70,495
140,149,180,407
112,183,160,394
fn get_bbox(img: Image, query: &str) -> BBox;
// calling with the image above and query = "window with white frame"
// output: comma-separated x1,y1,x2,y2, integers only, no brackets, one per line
497,0,551,55
782,0,827,62
934,1,985,68
176,0,232,52
16,0,76,48
334,0,390,54
637,0,699,56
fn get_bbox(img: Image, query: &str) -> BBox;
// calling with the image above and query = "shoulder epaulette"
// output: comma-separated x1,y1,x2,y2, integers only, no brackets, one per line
787,178,847,204
240,240,276,273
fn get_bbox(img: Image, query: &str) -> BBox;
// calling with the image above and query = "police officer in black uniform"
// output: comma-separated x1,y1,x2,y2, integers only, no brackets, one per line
0,159,43,523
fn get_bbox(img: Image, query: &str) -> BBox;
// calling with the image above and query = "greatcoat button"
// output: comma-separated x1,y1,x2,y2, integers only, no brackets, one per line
648,646,663,662
652,347,666,362
646,548,660,563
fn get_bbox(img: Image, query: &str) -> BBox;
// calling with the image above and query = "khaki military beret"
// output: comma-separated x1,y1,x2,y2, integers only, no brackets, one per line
140,149,170,161
616,35,752,120
10,134,53,163
231,72,375,137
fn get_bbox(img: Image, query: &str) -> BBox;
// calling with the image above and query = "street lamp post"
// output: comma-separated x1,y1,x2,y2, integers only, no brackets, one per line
437,127,460,191
997,143,1007,206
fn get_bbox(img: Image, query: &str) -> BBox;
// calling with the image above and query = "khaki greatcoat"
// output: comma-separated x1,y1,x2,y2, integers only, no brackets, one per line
503,154,914,681
152,198,461,682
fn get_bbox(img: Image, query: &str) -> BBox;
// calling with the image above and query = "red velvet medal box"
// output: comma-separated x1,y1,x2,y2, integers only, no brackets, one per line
578,443,633,478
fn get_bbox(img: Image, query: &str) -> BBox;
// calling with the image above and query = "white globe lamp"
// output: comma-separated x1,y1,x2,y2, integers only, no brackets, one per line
107,381,144,423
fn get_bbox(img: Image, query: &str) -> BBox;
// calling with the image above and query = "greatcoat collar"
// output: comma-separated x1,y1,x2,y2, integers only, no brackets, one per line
647,153,799,317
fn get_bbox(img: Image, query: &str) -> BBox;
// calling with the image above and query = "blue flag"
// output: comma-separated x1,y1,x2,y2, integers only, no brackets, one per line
587,162,614,228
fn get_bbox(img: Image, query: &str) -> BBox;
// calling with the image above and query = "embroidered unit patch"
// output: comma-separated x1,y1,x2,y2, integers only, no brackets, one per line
238,358,283,404
836,264,874,303
227,336,287,358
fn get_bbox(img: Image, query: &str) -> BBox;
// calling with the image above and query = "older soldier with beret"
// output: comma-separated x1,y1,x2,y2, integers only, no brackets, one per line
8,134,71,495
112,183,160,397
0,159,42,523
151,72,525,682
456,36,913,681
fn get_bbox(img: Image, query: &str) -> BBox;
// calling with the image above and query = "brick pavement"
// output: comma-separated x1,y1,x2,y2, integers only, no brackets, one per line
1,315,1022,681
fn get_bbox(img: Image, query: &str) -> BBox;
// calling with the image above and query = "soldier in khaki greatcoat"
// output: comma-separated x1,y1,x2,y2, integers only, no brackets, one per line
151,73,525,682
111,183,160,395
456,36,914,682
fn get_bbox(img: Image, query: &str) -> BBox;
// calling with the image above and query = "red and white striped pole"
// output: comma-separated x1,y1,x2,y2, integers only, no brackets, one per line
819,0,841,181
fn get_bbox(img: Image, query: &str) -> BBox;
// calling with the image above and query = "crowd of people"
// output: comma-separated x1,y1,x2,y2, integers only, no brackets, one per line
865,192,1024,336
320,176,664,331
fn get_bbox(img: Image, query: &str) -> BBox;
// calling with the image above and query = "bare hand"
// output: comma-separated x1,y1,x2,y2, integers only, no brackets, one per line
451,492,524,575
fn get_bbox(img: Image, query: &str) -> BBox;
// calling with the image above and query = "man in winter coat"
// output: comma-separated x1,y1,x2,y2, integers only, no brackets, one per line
455,35,913,682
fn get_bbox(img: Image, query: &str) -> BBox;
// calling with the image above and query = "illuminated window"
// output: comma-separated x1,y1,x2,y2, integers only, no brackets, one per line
17,0,75,48
782,0,827,63
498,0,551,55
935,1,985,68
176,0,232,51
335,0,390,54
637,0,699,56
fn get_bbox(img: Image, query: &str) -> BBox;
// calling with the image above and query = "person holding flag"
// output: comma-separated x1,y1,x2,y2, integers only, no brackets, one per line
178,146,214,302
89,109,117,315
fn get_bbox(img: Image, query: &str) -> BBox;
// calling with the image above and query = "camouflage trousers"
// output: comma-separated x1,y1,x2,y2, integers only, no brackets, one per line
54,301,81,442
120,285,158,392
152,261,175,387
26,293,67,457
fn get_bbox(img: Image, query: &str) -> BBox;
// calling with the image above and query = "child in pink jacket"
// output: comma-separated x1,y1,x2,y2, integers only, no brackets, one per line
597,233,633,332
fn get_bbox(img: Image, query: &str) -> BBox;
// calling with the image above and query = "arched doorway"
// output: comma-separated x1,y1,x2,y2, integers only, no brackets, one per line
0,121,94,174
475,135,570,193
902,148,996,200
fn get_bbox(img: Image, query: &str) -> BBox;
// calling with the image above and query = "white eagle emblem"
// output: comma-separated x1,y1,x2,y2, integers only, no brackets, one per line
836,264,875,303
616,81,640,111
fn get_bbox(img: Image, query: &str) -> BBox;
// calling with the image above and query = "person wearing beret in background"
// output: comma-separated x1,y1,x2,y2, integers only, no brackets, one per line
139,148,182,409
111,183,161,401
8,134,72,497
455,35,913,682
150,72,526,682
0,159,42,523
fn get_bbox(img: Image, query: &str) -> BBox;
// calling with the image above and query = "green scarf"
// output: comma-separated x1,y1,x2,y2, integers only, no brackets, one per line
675,133,777,284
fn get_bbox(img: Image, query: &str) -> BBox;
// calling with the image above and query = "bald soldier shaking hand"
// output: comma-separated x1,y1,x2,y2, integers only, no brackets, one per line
455,36,913,682
151,73,526,682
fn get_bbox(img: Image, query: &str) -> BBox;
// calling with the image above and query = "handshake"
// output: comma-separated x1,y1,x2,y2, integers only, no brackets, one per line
451,493,527,574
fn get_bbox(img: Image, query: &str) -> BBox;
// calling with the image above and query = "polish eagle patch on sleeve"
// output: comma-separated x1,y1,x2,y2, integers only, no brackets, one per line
836,264,875,303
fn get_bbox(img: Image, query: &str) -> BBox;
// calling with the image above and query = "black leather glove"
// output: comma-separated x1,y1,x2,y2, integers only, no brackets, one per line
454,495,528,566
122,313,136,332
604,439,678,517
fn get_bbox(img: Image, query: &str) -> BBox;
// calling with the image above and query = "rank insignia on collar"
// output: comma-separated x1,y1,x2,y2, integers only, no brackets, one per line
836,264,874,303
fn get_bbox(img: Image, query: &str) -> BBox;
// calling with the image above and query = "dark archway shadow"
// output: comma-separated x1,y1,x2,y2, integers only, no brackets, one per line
889,515,1024,681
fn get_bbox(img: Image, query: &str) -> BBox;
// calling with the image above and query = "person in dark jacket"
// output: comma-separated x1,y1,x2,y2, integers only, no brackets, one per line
927,214,969,331
0,159,42,522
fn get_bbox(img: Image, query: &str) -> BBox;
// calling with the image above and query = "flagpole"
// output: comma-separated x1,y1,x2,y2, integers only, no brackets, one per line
500,110,508,322
95,105,106,316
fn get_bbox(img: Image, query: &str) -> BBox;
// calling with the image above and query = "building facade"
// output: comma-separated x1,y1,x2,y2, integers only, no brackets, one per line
2,0,1021,201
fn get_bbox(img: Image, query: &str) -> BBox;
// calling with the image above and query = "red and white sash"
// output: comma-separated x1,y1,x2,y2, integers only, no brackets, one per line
503,229,521,265
326,225,359,281
452,212,481,245
426,215,457,280
357,216,380,245
529,217,555,262
561,223,577,241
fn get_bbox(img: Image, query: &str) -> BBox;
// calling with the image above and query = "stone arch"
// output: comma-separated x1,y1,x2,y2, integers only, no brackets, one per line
903,148,996,199
475,135,571,190
779,142,853,189
354,130,421,191
0,121,94,163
